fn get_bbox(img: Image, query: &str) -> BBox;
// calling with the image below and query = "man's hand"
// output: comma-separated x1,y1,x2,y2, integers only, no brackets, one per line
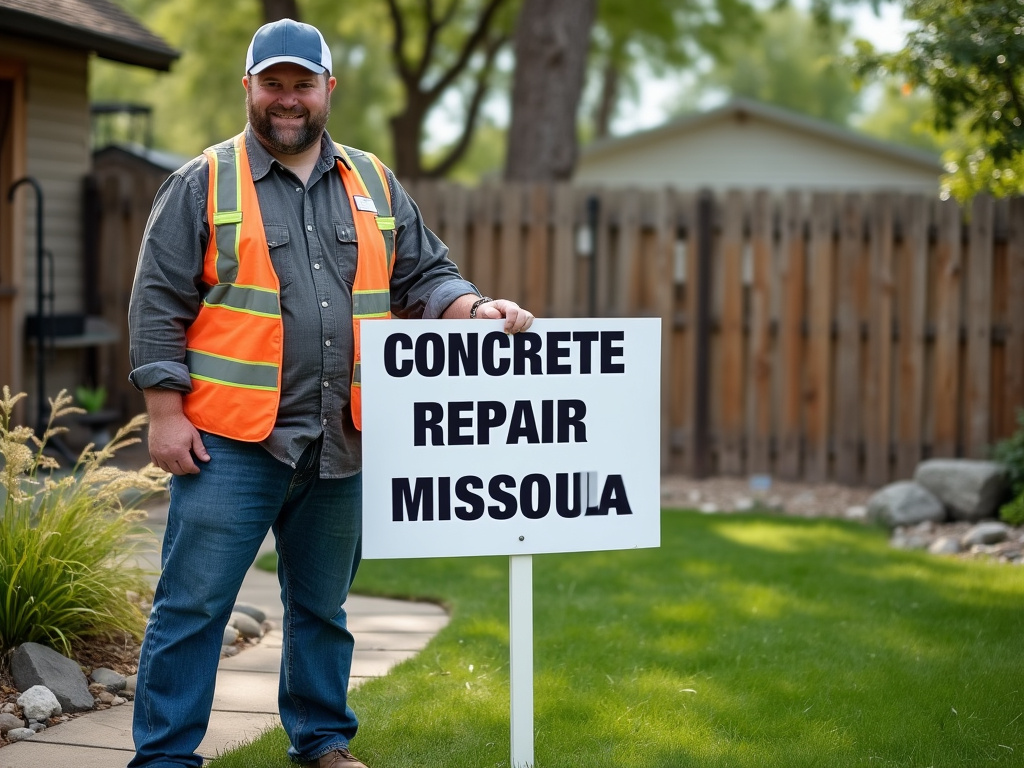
143,389,210,475
474,298,535,334
444,294,536,333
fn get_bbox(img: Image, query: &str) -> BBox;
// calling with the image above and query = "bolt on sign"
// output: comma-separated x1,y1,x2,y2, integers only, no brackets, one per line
360,318,661,559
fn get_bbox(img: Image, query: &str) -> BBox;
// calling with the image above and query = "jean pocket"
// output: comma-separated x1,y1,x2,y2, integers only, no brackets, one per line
265,224,293,287
335,222,357,286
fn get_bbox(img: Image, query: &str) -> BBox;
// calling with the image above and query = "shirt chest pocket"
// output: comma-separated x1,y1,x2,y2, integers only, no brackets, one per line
264,224,293,288
335,223,358,286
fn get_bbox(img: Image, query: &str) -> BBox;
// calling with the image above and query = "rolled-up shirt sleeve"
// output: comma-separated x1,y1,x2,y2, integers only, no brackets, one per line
385,171,479,319
127,159,209,392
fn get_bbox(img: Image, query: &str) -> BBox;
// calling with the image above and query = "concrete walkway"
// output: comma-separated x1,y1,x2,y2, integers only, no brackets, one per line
0,503,449,768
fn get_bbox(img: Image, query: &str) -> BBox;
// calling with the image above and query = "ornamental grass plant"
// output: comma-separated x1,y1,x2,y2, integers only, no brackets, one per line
0,387,167,658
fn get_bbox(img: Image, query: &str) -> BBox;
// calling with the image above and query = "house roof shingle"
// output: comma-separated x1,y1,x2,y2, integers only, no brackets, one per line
0,0,178,71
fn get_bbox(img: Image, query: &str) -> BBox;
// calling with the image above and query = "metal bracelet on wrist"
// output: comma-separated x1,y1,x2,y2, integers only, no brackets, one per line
469,296,493,319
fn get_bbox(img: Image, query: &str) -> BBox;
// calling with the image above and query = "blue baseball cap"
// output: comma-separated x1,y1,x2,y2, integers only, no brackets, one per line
245,19,332,75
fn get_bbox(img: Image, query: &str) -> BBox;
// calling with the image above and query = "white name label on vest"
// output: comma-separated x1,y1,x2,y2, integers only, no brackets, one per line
353,195,378,213
360,318,662,559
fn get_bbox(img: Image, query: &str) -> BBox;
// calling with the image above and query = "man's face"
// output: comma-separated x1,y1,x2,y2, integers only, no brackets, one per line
243,63,336,155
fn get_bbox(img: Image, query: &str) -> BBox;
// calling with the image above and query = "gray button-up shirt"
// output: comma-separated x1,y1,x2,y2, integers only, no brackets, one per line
128,126,478,478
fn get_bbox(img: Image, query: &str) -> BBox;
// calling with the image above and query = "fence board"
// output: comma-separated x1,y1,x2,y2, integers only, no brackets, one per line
524,184,549,315
498,184,524,301
746,190,773,475
806,193,836,482
551,184,575,317
865,193,895,486
1008,198,1024,435
776,191,805,479
470,186,497,297
443,184,468,274
933,198,963,458
965,195,994,457
895,195,928,478
834,194,863,484
718,189,745,474
613,189,642,316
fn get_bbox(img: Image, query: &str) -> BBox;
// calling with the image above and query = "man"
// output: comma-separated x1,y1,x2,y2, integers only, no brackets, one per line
127,18,533,768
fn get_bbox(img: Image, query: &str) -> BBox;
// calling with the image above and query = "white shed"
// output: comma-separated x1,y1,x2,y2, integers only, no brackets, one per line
575,97,942,193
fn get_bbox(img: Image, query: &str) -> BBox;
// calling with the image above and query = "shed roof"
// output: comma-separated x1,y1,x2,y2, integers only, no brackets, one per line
582,97,942,173
0,0,178,71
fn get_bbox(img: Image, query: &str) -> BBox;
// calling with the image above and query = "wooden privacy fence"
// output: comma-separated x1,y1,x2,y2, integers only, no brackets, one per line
403,182,1024,487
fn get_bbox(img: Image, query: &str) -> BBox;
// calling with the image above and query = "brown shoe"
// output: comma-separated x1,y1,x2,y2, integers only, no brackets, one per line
303,747,369,768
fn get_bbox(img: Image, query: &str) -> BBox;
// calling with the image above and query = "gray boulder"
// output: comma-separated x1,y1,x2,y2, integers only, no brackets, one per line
16,685,61,721
10,643,95,714
914,459,1010,521
6,727,35,742
868,481,946,528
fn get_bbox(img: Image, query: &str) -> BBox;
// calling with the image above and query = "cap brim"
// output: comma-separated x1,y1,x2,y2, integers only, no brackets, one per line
248,55,327,75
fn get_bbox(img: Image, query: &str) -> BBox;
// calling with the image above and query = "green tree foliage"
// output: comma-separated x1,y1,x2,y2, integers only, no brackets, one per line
691,4,862,125
858,0,1024,196
855,82,944,154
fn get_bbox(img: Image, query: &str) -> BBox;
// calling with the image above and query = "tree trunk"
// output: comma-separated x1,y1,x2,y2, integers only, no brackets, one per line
261,0,299,23
504,0,596,181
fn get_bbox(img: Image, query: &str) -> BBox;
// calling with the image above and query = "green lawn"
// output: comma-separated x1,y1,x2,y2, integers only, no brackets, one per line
210,511,1024,768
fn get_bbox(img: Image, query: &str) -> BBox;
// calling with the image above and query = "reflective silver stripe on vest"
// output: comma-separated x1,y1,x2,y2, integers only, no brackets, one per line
346,149,395,269
185,349,278,390
352,290,390,318
211,140,242,284
204,283,280,317
352,363,361,385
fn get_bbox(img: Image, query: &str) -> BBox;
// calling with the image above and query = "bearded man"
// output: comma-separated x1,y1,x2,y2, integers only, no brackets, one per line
126,18,533,768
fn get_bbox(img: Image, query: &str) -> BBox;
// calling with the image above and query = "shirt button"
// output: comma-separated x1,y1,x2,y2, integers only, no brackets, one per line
306,224,313,231
322,418,328,426
295,187,302,192
323,381,330,388
321,300,329,307
325,340,331,347
313,263,321,269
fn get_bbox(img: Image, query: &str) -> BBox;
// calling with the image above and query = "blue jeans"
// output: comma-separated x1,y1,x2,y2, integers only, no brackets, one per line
129,434,362,767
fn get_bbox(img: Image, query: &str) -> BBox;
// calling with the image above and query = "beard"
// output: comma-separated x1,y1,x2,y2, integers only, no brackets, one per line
246,86,330,156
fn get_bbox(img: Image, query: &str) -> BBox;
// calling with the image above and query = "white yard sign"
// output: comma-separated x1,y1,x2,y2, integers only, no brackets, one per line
360,317,661,559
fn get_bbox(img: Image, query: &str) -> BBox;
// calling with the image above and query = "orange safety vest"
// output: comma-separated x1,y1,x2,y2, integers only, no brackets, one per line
182,132,395,440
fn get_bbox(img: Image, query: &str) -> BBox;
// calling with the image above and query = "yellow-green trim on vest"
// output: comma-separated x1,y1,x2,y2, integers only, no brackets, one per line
343,147,395,270
352,289,391,318
206,139,243,284
203,283,281,317
185,349,279,390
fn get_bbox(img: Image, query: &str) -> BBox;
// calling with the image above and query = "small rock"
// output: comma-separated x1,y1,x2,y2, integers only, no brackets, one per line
845,505,867,520
230,611,264,639
124,674,137,695
28,722,46,733
111,696,127,706
222,625,239,645
928,536,962,555
90,667,127,692
232,602,268,624
11,642,94,713
698,502,719,514
6,727,35,742
962,522,1011,548
221,644,241,658
17,685,61,721
0,712,25,735
96,691,115,705
868,481,945,528
0,703,17,715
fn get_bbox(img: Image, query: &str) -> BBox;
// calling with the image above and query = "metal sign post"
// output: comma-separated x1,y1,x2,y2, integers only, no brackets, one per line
509,554,534,768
